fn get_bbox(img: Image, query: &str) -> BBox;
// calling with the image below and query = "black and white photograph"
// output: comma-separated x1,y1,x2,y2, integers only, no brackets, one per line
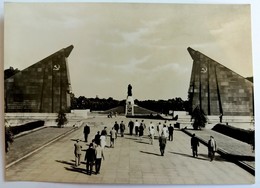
2,0,257,186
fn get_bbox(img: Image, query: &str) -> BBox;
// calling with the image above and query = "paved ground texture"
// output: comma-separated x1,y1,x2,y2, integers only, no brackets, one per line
5,116,254,184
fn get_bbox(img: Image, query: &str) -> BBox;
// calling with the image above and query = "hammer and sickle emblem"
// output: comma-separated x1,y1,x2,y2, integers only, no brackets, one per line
53,64,60,71
201,66,207,73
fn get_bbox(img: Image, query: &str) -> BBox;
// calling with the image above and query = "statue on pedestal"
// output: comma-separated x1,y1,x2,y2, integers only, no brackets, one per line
128,84,132,97
126,84,134,116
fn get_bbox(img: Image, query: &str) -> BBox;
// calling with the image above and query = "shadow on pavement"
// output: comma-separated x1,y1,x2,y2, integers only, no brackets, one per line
56,159,88,174
135,141,151,145
56,160,75,166
70,138,85,142
140,150,161,156
124,137,138,140
64,166,87,175
199,153,227,162
169,151,208,161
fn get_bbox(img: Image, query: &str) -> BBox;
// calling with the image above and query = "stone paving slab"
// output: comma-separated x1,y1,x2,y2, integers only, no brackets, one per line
5,116,254,184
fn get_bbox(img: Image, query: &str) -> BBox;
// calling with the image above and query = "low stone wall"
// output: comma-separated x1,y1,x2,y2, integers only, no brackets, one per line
5,112,87,127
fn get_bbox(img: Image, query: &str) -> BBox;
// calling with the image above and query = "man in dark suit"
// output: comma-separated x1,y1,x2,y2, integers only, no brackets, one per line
83,124,90,142
114,121,119,139
128,120,134,135
191,134,199,157
168,124,174,141
85,143,96,175
159,132,167,156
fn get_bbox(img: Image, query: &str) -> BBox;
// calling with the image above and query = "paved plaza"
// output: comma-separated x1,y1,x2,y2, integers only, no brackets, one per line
5,116,254,184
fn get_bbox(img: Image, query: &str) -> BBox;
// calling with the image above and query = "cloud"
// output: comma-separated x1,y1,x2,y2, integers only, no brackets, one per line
5,3,253,100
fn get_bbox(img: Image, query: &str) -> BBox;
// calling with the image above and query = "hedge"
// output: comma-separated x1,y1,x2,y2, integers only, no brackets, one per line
9,120,45,135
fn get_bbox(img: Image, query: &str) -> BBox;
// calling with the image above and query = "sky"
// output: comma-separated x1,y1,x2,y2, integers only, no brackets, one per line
4,2,253,101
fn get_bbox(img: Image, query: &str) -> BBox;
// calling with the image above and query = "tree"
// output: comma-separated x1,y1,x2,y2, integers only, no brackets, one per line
191,106,207,130
4,66,20,80
5,124,14,153
56,110,68,128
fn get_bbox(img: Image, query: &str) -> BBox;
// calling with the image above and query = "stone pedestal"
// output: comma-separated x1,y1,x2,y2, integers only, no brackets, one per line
125,96,134,116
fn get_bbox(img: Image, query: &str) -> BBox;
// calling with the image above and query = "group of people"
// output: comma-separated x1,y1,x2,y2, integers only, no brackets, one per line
127,119,175,156
128,120,175,141
74,121,128,175
74,124,106,175
191,134,217,161
75,120,218,176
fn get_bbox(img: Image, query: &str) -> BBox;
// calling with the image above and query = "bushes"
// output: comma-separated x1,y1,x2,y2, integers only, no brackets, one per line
212,124,254,146
9,120,45,135
191,106,207,130
56,110,68,128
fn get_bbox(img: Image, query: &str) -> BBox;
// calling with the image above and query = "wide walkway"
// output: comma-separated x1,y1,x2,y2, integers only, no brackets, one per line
5,116,254,184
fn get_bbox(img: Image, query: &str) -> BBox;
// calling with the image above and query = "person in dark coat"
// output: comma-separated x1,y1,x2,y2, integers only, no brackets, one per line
219,113,223,123
139,123,144,141
120,121,126,137
128,120,134,135
101,127,108,137
191,134,199,157
85,143,96,175
168,124,174,141
83,124,90,142
159,132,167,156
134,120,139,136
113,121,119,139
94,131,101,145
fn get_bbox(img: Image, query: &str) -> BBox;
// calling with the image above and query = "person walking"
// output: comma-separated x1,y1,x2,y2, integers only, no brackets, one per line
140,120,146,129
74,139,82,166
162,124,169,138
85,143,96,175
128,120,134,135
120,121,126,137
110,127,116,148
168,124,174,141
159,132,167,156
208,136,217,161
149,126,155,145
114,121,119,139
139,122,144,141
219,113,223,123
190,134,199,157
83,124,90,142
94,131,101,145
157,122,163,137
95,143,105,174
100,131,107,149
101,127,108,137
134,120,139,136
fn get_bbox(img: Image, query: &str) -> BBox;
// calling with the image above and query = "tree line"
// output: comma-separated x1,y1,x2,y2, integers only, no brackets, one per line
70,95,191,114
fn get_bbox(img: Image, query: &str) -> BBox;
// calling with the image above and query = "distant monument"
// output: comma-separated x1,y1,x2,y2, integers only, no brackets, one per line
125,84,134,116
